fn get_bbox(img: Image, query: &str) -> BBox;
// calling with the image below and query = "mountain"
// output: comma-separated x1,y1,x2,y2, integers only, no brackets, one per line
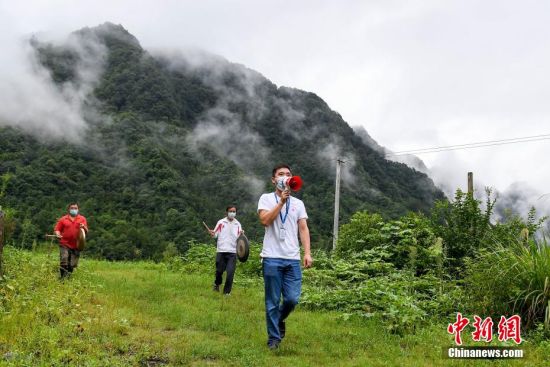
0,23,445,259
353,126,429,174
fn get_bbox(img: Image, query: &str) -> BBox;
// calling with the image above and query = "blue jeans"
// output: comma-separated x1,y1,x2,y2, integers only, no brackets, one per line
262,258,302,342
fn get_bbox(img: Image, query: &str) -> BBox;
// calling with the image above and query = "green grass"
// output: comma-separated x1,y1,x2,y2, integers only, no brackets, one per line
0,246,548,366
464,235,550,330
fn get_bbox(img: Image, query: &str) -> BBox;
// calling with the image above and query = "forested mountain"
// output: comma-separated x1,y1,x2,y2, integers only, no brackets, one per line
0,23,445,259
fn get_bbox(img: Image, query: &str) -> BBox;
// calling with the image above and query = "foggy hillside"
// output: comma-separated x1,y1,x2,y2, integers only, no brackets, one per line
0,22,445,258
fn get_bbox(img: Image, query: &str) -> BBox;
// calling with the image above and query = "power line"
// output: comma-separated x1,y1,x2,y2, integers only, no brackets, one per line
391,136,550,156
392,133,550,154
386,133,550,157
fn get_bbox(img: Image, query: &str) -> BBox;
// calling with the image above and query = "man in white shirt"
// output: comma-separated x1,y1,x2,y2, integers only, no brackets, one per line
209,206,243,295
257,164,312,350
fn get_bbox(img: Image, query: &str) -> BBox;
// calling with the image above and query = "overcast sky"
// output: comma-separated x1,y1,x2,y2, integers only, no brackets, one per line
1,0,549,211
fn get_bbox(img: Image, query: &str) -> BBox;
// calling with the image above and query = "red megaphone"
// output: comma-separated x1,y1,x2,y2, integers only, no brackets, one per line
276,175,304,191
288,176,303,191
282,176,303,192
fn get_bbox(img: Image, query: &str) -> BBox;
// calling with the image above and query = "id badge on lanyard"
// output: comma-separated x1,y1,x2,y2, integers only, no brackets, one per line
275,193,290,241
279,226,286,239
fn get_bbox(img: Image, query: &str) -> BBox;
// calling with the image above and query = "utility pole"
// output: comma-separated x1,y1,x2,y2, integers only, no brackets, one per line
332,159,344,251
467,172,473,194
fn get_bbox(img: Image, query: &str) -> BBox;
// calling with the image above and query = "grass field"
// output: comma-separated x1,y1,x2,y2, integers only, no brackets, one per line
0,246,548,366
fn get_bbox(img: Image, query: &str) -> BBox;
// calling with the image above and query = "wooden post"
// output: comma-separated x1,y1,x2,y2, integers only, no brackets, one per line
467,172,473,194
0,206,5,276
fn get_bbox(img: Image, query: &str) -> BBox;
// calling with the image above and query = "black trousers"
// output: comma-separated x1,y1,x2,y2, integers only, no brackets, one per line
215,252,237,294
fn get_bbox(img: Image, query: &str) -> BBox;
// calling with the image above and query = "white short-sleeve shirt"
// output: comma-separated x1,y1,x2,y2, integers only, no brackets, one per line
213,218,241,253
257,192,308,260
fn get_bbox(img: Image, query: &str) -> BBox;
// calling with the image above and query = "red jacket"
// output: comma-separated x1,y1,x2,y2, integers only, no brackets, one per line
54,214,88,249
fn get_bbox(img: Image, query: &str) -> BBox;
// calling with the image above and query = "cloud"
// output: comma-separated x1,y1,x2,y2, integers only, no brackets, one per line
2,2,549,221
165,48,364,195
161,50,273,191
316,140,357,187
359,130,550,229
493,182,550,224
187,112,270,170
0,27,107,141
427,152,550,230
240,174,265,200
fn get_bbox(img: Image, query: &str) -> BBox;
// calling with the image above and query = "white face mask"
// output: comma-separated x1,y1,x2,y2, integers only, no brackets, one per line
276,177,290,191
227,212,236,219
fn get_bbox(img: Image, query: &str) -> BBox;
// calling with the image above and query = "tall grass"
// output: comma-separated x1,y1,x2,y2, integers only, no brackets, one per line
465,234,550,329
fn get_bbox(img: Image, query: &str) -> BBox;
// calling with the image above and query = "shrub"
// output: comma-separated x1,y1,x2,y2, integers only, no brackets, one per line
431,189,495,275
335,212,384,256
301,266,462,333
302,245,461,333
336,211,442,275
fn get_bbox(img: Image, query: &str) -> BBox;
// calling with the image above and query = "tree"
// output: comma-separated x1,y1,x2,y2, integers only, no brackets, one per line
431,189,495,275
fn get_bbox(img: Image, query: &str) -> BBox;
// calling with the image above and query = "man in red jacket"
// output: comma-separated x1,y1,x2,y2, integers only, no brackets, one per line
54,203,88,279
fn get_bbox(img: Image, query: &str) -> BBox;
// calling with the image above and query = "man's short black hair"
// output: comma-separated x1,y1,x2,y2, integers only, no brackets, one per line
272,164,292,177
67,202,79,210
226,206,237,212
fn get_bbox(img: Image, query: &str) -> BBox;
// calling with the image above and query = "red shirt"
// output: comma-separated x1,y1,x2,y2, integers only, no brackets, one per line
54,214,88,249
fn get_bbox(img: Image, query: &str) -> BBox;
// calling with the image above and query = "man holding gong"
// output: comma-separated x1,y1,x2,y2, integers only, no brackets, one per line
54,203,88,279
207,205,243,295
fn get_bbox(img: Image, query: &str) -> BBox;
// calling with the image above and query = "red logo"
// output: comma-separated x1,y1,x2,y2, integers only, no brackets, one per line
447,312,469,345
448,313,522,345
498,315,522,344
472,316,493,342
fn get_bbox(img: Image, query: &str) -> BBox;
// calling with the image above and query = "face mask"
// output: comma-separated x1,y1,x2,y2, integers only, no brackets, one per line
69,209,78,217
228,212,236,219
276,177,290,191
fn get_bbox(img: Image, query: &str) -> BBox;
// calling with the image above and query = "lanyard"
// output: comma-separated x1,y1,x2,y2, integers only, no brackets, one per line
274,192,290,224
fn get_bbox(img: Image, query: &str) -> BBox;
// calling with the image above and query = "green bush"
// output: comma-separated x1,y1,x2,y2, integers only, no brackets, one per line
335,212,384,256
235,243,263,278
491,207,547,246
336,211,442,275
430,189,495,274
302,243,460,333
301,266,462,333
